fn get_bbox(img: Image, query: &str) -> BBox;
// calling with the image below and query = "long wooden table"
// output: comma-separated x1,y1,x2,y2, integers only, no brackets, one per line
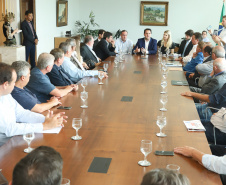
0,55,222,184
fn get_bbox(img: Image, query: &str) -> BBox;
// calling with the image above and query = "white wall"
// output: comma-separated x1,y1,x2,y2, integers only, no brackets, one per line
36,0,79,56
78,0,222,45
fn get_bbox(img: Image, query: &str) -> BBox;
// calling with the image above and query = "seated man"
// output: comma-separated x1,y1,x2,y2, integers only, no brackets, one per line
141,168,190,185
115,30,133,54
48,48,79,87
181,83,226,122
60,42,107,83
66,38,88,70
176,32,203,63
0,63,66,146
183,41,204,76
187,45,212,87
26,53,75,103
94,32,116,61
174,146,226,183
190,58,226,95
177,29,194,57
80,35,101,64
11,61,61,113
93,29,105,50
132,28,157,55
11,146,63,185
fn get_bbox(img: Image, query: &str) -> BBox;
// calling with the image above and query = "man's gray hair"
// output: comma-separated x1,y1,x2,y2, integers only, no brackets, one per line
214,58,226,71
66,38,76,47
141,169,190,185
59,42,71,54
11,61,31,82
84,35,93,44
37,53,54,70
212,45,225,58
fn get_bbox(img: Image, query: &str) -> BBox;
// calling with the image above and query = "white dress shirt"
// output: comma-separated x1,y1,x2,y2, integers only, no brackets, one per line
210,107,226,133
0,94,44,145
61,56,98,82
71,51,85,71
219,28,226,47
202,154,226,174
145,40,150,54
183,44,197,63
115,38,133,54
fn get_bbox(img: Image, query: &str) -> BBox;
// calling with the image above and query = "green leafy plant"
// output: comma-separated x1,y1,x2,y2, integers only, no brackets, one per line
75,11,99,41
114,29,121,40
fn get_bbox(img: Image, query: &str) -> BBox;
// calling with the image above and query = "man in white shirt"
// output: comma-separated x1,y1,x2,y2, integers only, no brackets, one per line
175,32,203,63
115,30,133,54
0,63,66,146
59,42,107,83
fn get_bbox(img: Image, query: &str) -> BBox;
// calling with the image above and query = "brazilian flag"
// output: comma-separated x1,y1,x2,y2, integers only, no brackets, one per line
218,2,225,35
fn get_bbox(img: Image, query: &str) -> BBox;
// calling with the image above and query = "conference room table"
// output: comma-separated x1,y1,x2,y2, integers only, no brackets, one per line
0,54,222,184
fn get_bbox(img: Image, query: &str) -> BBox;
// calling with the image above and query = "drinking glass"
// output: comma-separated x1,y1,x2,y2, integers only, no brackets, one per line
166,164,180,173
138,140,152,166
103,63,108,73
80,91,88,108
160,94,168,111
71,118,82,140
61,178,70,185
98,72,104,85
161,80,167,94
156,116,167,137
166,49,170,57
81,79,87,92
23,132,35,153
114,58,119,67
162,65,168,74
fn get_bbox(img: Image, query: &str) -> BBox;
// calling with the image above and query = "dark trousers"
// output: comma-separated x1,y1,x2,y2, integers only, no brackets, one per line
25,44,36,69
202,121,226,145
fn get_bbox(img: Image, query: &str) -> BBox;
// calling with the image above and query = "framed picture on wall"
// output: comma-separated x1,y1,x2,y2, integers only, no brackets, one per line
140,1,168,26
57,1,68,27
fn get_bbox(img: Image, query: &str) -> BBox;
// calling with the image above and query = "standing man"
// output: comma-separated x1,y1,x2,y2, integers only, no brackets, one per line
93,29,105,49
21,10,38,69
132,28,157,55
115,30,133,54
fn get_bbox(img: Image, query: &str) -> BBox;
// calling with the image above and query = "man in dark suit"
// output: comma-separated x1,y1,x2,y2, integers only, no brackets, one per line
80,35,101,64
93,29,105,50
21,10,38,69
177,29,194,57
132,28,157,55
94,32,116,61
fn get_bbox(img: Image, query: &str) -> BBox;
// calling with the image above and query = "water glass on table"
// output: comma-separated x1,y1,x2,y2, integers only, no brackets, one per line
61,178,70,185
71,118,82,140
138,140,152,167
80,91,88,108
23,132,35,153
156,115,167,137
98,72,104,85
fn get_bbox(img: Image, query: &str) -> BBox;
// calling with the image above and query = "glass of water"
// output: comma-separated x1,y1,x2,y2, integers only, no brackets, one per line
160,94,168,111
71,118,82,140
80,91,88,108
81,79,87,92
161,80,167,94
156,116,167,137
166,164,180,173
98,72,104,85
103,63,109,73
114,58,119,67
138,140,152,166
23,132,35,153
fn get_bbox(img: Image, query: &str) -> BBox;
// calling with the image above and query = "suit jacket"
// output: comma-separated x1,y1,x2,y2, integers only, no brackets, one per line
21,20,38,46
94,39,116,61
201,71,226,95
93,39,99,50
132,38,157,55
80,44,99,63
177,39,193,57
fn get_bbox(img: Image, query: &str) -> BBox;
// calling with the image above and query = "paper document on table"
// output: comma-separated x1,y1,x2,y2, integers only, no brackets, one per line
183,120,206,131
168,67,183,71
171,80,189,86
37,126,62,134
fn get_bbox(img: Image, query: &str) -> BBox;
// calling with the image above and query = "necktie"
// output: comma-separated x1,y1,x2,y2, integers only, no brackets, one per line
182,40,189,57
59,67,73,85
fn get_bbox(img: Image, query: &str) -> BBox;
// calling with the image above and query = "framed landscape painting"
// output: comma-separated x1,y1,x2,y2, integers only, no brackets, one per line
57,1,68,27
140,1,168,26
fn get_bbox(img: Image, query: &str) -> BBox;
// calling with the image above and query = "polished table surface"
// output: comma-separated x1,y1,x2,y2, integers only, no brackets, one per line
0,55,222,184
